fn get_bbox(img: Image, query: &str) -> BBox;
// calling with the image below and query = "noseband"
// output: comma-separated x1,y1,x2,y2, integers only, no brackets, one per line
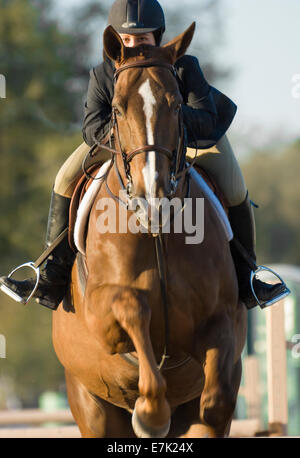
88,58,198,206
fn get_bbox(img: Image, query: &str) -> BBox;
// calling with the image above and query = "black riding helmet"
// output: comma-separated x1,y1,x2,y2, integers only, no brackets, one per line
108,0,165,45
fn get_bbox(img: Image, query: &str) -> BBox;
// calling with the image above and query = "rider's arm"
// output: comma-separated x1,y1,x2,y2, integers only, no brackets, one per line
176,55,217,146
82,66,112,147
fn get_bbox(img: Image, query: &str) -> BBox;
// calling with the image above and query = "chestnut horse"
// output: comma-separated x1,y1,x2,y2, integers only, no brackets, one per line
52,23,247,438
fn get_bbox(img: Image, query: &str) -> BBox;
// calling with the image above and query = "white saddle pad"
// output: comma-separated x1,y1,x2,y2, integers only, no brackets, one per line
74,160,111,255
74,164,233,255
189,167,233,242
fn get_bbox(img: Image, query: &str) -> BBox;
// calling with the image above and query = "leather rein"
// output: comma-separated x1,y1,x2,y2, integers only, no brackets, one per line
83,58,199,370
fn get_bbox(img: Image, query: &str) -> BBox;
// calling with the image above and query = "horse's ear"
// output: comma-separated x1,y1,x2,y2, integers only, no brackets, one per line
163,22,196,63
103,25,125,63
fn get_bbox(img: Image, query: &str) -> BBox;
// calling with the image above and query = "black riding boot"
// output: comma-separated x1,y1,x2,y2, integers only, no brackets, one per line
228,193,287,309
0,190,75,310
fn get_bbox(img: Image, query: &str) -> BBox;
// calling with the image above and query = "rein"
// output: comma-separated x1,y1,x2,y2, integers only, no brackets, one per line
84,57,200,370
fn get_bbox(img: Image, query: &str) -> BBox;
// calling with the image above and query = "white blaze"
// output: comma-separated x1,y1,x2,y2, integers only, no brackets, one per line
138,78,158,200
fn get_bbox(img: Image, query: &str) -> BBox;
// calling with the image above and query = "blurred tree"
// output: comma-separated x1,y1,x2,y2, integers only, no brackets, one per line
0,0,94,266
0,0,105,406
242,138,300,266
162,0,232,84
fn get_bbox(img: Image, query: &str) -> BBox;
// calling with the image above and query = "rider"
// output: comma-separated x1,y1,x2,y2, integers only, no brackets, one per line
0,0,288,310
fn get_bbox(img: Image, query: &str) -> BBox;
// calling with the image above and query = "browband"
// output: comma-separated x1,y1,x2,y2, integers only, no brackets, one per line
114,59,176,80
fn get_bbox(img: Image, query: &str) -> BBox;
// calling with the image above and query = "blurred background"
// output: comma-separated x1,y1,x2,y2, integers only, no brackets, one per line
0,0,299,435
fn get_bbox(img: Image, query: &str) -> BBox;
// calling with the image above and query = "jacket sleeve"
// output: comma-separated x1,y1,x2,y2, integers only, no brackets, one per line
176,56,217,147
82,68,112,147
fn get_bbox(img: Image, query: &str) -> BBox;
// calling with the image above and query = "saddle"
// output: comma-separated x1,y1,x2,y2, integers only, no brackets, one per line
68,162,228,254
67,162,229,296
194,164,228,210
68,163,105,253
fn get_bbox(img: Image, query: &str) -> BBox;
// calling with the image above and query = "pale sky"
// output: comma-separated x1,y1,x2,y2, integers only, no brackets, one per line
219,0,300,153
56,0,300,154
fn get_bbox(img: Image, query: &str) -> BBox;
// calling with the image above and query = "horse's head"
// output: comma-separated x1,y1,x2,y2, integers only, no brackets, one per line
103,23,195,226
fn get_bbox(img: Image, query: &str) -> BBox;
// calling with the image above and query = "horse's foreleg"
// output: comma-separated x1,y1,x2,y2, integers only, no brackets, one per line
65,369,135,438
111,287,171,438
192,314,242,438
65,370,106,438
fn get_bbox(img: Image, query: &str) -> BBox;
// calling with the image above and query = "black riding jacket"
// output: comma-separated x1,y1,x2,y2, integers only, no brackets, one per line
82,54,237,149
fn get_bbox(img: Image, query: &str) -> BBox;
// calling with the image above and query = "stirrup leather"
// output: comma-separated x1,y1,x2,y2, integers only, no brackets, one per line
0,262,40,304
250,265,291,309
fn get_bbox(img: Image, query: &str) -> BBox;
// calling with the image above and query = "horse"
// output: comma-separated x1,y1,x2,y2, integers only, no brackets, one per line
52,23,247,438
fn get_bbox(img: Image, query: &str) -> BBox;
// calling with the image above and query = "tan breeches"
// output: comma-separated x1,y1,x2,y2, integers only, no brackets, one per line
54,142,112,198
54,134,247,206
186,135,247,206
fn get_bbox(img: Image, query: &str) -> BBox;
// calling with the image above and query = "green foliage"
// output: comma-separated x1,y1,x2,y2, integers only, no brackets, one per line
0,0,90,267
242,139,300,266
0,0,96,406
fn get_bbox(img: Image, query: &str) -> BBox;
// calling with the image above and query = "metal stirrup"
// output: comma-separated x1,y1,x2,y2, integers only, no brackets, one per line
1,262,40,304
0,228,68,305
250,266,291,309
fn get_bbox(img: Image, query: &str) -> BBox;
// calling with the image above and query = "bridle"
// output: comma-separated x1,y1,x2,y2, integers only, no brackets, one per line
87,58,198,208
83,58,199,370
